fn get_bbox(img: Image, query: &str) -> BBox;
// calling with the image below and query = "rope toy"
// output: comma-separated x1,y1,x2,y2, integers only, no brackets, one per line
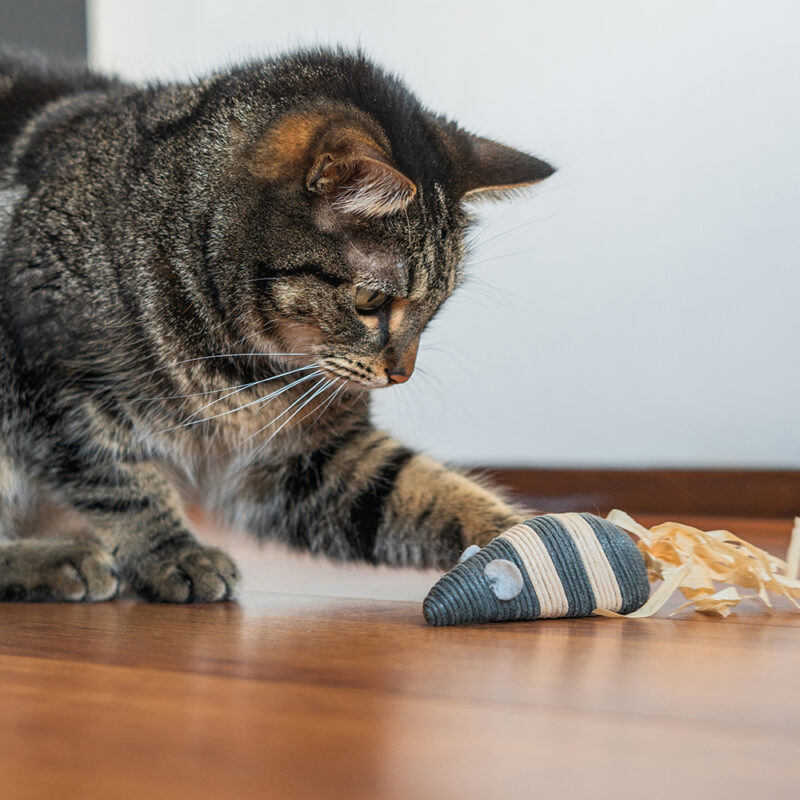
423,513,650,626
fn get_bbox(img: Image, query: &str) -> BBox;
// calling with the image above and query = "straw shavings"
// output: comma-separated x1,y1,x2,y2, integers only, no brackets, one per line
594,510,800,619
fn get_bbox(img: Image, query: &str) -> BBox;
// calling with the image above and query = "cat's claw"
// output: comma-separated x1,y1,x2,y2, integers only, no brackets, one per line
134,544,241,603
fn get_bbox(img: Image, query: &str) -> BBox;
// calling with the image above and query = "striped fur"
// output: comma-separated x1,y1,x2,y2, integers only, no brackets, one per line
0,48,553,602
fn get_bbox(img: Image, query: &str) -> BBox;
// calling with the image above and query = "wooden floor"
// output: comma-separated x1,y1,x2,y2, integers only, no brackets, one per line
1,515,799,799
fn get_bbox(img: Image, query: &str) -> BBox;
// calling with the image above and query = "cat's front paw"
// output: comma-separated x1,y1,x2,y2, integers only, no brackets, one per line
134,543,241,603
3,540,121,602
59,542,121,601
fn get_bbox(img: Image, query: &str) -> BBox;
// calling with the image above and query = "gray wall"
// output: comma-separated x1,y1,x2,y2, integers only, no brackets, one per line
1,0,86,60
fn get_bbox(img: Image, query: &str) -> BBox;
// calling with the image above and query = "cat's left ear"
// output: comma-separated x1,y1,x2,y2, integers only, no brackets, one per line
461,134,555,199
251,110,416,218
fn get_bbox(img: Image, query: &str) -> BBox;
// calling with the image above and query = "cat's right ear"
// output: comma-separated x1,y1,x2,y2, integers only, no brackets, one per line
304,147,416,218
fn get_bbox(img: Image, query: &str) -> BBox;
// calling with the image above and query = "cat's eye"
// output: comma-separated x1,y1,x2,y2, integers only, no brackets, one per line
354,286,391,313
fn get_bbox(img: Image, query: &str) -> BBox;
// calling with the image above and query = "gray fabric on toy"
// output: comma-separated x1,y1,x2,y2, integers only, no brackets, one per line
423,512,650,626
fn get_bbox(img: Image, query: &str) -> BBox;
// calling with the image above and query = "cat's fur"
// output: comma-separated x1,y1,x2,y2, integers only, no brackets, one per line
0,48,554,602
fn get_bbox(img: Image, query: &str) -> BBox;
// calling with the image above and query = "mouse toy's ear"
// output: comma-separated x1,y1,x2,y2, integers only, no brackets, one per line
483,559,524,600
458,544,481,564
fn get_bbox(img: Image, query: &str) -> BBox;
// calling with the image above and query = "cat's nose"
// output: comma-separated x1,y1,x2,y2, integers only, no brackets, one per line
385,340,419,385
387,369,410,384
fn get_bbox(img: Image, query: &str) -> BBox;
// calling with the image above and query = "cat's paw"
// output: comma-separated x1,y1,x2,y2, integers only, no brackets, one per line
7,541,120,602
134,543,241,603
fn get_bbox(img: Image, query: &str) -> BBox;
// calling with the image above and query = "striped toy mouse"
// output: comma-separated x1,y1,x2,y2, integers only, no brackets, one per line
423,513,650,626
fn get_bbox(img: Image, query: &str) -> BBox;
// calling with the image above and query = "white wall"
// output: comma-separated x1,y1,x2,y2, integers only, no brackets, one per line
88,0,800,467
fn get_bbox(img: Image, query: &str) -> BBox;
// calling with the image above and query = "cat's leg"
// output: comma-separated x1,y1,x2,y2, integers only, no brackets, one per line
65,461,241,603
0,450,119,601
22,445,240,603
232,424,526,568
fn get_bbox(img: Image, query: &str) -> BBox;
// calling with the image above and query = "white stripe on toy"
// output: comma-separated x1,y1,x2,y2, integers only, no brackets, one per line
555,513,623,613
502,523,569,617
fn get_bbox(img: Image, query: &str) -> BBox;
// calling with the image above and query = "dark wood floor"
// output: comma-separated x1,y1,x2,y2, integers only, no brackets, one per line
1,515,799,799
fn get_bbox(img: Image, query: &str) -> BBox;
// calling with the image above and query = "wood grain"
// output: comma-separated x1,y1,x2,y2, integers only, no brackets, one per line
1,516,798,799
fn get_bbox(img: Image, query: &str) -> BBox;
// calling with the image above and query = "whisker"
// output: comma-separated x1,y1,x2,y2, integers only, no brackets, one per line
258,379,335,450
465,205,522,249
240,377,330,452
177,365,319,426
286,378,343,433
161,370,324,432
305,379,346,430
466,249,543,268
463,273,522,300
415,367,476,426
148,352,310,375
457,281,520,313
420,340,475,375
467,213,556,251
143,364,317,402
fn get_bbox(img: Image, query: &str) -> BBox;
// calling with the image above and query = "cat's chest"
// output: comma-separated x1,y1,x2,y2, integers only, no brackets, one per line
145,422,316,509
127,382,361,508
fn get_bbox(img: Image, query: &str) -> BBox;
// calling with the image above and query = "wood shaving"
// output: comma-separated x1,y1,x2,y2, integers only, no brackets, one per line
594,510,800,619
786,517,800,582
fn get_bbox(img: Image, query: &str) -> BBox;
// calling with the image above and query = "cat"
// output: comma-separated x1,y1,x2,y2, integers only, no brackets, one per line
0,47,554,602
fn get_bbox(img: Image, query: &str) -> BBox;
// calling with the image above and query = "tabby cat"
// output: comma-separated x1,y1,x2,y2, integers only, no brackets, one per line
0,48,554,602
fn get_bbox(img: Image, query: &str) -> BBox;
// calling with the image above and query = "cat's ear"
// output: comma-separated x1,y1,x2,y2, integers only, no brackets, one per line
305,144,417,218
429,117,555,200
460,133,555,199
251,111,416,217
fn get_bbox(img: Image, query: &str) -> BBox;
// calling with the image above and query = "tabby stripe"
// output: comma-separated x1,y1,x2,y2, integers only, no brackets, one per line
147,531,196,557
254,262,348,288
73,495,153,514
142,508,182,528
348,448,414,561
67,470,125,490
376,305,390,348
283,421,367,498
200,213,228,323
438,518,464,562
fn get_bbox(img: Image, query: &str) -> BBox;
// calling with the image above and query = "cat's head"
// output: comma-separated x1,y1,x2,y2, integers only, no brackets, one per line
200,51,554,392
